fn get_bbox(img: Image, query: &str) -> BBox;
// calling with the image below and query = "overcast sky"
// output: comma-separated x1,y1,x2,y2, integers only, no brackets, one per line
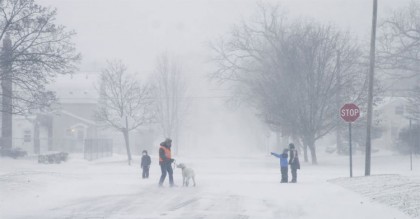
38,0,411,76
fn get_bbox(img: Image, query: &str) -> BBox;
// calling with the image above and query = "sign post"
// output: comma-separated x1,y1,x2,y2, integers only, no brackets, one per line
409,119,412,171
340,103,360,177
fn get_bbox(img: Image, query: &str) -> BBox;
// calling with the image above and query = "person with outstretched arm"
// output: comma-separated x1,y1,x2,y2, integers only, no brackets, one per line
271,149,289,183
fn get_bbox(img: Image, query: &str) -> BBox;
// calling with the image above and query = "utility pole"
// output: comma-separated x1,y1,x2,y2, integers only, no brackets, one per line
365,0,378,176
1,35,13,150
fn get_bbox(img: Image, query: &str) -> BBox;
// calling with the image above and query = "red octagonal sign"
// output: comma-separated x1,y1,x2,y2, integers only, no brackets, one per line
340,103,360,123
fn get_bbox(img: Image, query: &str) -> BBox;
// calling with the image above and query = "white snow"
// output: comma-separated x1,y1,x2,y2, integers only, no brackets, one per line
0,151,419,219
330,174,420,218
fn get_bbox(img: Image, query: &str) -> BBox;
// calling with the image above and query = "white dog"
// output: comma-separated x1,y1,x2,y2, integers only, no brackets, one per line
176,163,196,187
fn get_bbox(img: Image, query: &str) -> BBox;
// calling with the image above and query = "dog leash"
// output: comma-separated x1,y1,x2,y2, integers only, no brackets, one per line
172,159,177,171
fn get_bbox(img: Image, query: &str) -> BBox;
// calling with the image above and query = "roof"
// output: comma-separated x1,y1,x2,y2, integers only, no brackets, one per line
59,110,96,125
49,72,100,104
374,96,408,111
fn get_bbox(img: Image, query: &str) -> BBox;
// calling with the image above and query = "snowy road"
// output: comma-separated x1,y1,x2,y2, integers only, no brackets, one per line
1,153,418,219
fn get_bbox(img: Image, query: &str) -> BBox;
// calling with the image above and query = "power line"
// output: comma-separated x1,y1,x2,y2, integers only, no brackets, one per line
56,95,233,100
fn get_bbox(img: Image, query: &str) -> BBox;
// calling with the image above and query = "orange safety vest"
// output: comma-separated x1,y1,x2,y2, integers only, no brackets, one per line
159,146,171,163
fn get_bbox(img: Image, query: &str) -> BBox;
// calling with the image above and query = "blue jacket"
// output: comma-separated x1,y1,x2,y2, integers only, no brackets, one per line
271,152,288,167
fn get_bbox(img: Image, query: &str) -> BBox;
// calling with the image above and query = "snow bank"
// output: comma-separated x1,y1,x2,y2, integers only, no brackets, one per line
330,174,420,218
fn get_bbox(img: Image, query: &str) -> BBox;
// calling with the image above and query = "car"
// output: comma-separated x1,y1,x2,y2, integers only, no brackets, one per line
0,147,27,159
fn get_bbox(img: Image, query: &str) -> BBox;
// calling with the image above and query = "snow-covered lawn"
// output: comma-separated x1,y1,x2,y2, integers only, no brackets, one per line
330,174,420,218
0,151,419,219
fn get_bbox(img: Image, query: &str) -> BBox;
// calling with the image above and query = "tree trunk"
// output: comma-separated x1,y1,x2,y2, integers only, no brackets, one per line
336,129,342,154
276,132,282,150
336,50,342,154
47,116,53,151
122,129,132,165
34,122,40,154
303,144,309,162
173,127,179,155
308,141,318,164
1,36,13,150
304,135,318,164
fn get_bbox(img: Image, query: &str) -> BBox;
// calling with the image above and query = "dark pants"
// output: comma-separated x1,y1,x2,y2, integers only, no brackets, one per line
159,162,174,186
281,167,288,183
142,166,149,179
291,166,298,182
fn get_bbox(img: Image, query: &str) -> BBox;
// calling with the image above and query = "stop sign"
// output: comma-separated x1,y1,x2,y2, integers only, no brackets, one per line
340,103,360,122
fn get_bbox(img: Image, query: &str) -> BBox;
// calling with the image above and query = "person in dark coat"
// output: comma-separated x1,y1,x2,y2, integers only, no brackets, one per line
141,150,151,179
158,138,175,187
288,143,300,183
271,149,289,183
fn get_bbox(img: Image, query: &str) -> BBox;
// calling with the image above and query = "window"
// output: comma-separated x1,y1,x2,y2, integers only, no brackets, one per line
395,105,404,115
24,130,31,142
66,128,75,137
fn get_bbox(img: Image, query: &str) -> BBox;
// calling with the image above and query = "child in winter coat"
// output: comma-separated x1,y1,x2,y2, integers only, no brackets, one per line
141,150,151,179
271,149,289,183
288,143,300,183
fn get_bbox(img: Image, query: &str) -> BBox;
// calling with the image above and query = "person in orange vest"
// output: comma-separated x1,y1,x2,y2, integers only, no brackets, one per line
158,138,175,187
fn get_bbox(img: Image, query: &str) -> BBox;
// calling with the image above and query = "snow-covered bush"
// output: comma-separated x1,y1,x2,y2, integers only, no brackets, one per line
396,126,420,154
38,152,69,164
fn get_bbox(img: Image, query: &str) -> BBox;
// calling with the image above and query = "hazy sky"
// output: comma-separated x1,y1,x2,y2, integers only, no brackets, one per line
37,0,412,151
38,0,411,76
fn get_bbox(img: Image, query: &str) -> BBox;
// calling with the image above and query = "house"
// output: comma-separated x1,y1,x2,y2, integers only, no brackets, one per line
7,73,99,154
374,73,420,149
373,97,413,149
49,72,100,153
12,113,52,154
7,72,168,156
47,72,154,156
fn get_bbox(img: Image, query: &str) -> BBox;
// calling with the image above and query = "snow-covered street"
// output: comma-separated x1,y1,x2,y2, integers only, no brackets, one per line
2,0,420,218
1,152,419,219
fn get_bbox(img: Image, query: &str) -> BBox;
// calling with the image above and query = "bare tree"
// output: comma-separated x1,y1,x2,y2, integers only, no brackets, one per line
407,85,420,119
378,0,420,120
377,0,420,79
153,53,189,155
0,0,80,149
211,4,366,164
96,60,154,165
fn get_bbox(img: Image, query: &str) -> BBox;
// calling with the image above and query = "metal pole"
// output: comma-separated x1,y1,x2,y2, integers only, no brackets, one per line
349,122,353,177
365,0,378,176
